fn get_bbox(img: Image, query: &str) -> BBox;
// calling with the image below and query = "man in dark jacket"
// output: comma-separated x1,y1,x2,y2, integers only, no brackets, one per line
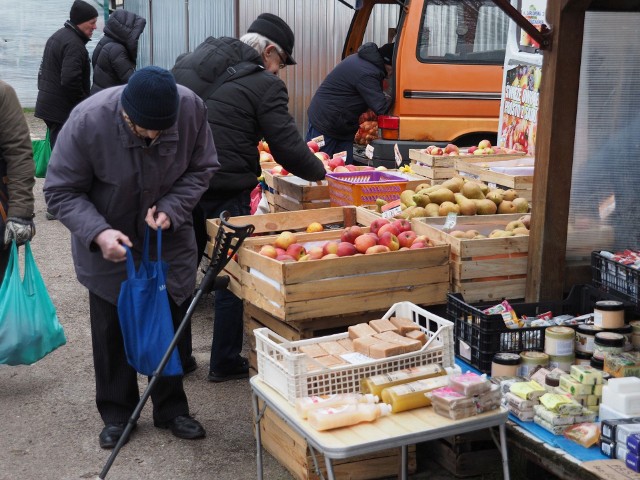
307,42,394,164
172,13,326,383
44,67,218,449
35,0,98,147
0,81,36,283
91,9,146,94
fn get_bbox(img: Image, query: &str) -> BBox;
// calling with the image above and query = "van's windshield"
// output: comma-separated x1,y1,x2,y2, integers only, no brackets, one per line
418,0,509,64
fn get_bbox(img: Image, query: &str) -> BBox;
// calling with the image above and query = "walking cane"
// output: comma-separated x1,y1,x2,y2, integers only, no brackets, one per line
99,211,255,479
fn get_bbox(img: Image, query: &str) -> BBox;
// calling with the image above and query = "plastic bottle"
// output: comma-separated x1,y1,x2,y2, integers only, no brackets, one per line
295,393,378,419
360,364,445,397
380,375,450,413
306,403,392,431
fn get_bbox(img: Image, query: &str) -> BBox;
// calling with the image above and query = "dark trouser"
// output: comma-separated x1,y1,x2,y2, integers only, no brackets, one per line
43,120,63,149
89,292,190,425
306,123,355,164
193,190,251,374
0,245,9,286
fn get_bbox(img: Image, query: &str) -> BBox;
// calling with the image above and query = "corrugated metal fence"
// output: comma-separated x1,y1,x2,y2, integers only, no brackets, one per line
124,0,395,134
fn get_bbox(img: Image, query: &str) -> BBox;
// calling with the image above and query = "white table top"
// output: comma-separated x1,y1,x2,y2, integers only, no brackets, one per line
251,376,508,460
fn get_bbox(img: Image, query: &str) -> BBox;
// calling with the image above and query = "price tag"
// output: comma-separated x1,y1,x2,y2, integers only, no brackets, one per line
365,143,374,159
381,199,402,219
394,144,403,167
333,151,348,161
442,212,458,231
312,135,326,148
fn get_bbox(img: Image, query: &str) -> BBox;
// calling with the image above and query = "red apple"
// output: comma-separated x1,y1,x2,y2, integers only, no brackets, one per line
322,253,339,259
478,139,492,149
369,218,391,235
274,231,296,250
275,247,287,257
430,147,444,156
345,164,358,172
306,222,324,233
270,165,283,174
365,245,390,254
307,246,324,260
260,151,274,163
258,140,270,153
285,243,307,260
333,166,350,173
391,219,412,234
279,166,290,175
259,245,278,258
327,156,345,170
414,235,431,246
377,223,400,238
444,143,459,155
340,225,364,244
364,232,379,243
307,140,319,153
315,151,331,162
397,230,417,248
467,146,478,154
410,241,426,249
354,234,377,254
337,242,357,257
323,241,340,256
276,254,296,262
378,231,400,251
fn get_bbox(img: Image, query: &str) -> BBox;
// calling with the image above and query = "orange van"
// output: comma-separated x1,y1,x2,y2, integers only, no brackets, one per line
343,0,510,166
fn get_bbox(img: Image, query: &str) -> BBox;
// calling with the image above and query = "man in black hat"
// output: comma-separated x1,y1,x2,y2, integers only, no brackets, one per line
44,66,219,449
36,0,99,220
306,42,394,164
172,13,326,383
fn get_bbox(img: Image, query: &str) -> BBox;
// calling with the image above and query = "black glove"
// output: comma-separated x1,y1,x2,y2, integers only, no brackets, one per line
4,216,36,246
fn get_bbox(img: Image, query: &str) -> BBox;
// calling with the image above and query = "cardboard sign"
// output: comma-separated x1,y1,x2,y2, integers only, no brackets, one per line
365,144,374,159
381,199,402,219
312,135,326,148
394,144,403,167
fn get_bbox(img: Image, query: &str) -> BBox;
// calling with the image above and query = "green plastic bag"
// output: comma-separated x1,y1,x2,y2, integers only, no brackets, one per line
0,241,66,365
32,129,51,178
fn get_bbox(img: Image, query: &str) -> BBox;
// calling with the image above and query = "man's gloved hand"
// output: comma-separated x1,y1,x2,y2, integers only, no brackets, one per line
4,216,36,246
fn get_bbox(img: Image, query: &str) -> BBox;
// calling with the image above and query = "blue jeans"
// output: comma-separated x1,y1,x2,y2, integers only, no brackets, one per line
306,124,355,165
194,190,251,374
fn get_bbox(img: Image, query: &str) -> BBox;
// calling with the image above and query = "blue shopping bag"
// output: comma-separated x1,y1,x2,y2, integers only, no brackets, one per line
0,241,66,365
117,227,183,376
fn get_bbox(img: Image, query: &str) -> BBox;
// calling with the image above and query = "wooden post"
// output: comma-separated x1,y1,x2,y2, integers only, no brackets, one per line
526,0,590,301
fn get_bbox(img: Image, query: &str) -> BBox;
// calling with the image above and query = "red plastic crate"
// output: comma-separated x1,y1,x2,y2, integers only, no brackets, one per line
326,171,408,207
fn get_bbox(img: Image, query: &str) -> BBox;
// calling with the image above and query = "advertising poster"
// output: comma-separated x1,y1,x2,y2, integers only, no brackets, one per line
500,65,541,155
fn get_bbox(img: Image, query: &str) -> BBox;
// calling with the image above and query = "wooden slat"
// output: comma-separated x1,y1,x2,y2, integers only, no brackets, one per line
454,255,528,280
455,158,534,190
453,277,528,303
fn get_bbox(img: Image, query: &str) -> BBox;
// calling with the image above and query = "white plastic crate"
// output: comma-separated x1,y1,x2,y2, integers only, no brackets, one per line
254,301,454,404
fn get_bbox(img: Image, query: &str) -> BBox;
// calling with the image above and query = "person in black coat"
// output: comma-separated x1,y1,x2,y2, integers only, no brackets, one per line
172,13,326,383
35,0,99,148
91,9,146,95
306,42,394,164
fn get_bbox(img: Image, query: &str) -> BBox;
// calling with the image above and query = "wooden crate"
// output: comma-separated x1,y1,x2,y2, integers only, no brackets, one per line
421,430,500,478
409,149,527,187
264,170,430,211
455,156,534,201
413,214,529,302
207,207,450,322
256,397,417,480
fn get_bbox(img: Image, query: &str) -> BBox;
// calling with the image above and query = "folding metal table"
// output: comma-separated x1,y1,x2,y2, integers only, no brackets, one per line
250,376,510,480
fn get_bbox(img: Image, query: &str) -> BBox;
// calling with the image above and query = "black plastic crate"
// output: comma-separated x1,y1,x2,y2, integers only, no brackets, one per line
447,284,636,373
592,251,640,309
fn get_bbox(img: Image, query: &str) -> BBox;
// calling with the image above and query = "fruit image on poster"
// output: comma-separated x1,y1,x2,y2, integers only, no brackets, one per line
499,64,541,155
519,0,547,50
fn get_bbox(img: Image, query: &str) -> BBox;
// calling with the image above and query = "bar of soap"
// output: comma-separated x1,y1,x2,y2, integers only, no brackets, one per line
602,386,640,416
300,344,328,358
533,405,575,426
348,323,377,340
505,392,535,411
388,316,420,335
405,329,427,345
559,374,594,396
448,372,491,396
369,318,399,334
319,341,348,356
570,365,603,385
368,341,404,359
534,416,569,435
337,338,354,352
315,355,347,368
608,377,640,393
374,331,422,353
353,336,379,356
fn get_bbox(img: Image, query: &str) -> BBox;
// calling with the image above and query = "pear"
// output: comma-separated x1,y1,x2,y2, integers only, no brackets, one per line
474,233,487,239
438,201,460,216
428,188,455,205
489,229,514,238
411,207,427,218
485,189,504,206
502,189,518,201
465,229,480,239
519,214,531,229
413,193,431,207
415,183,431,192
400,190,417,207
454,193,477,216
461,181,485,200
440,178,462,193
400,206,416,219
512,197,529,213
424,203,441,217
474,199,498,215
497,200,517,214
478,182,490,196
449,230,467,239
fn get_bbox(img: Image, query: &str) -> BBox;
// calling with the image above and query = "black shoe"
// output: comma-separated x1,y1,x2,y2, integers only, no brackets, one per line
182,355,197,375
207,357,249,383
99,423,130,449
45,210,57,221
154,414,206,440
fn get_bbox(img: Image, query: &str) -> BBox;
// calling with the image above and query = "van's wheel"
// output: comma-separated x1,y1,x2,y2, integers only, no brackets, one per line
455,133,498,147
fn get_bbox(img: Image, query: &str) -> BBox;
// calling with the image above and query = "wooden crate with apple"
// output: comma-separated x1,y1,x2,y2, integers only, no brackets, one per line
455,156,534,201
412,214,530,302
206,206,450,323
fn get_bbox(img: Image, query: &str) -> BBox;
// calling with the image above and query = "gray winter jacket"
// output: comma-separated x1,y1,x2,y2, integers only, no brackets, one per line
43,85,219,305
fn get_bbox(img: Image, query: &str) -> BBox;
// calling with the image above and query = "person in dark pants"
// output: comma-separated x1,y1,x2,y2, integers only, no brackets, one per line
35,0,98,220
172,13,326,382
306,42,393,164
0,80,36,283
44,67,219,449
